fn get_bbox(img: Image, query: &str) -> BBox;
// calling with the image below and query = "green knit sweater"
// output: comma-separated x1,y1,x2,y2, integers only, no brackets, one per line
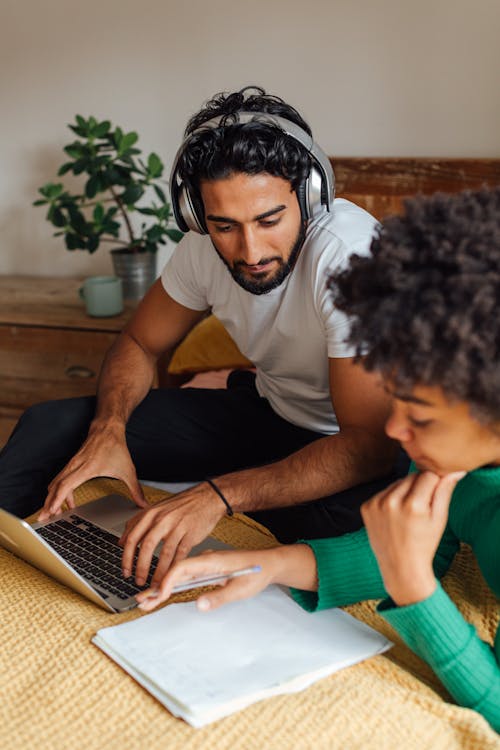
291,467,500,731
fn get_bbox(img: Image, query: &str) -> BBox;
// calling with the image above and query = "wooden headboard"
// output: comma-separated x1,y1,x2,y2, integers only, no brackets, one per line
331,157,500,220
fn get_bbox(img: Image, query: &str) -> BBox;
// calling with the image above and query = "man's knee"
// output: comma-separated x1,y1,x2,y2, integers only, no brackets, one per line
12,396,96,445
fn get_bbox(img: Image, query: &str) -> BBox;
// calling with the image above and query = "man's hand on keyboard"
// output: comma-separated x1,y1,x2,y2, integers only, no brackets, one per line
118,483,226,586
38,421,149,521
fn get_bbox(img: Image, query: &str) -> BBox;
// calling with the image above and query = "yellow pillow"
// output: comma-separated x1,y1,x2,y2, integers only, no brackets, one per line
168,315,253,375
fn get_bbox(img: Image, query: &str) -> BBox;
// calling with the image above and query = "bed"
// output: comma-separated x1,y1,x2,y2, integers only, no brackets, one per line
2,159,499,749
1,478,498,750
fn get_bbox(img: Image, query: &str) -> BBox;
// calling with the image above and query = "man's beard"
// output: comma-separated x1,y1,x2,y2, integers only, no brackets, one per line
212,222,306,295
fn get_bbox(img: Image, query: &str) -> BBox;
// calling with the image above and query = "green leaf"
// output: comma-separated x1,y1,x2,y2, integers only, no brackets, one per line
88,115,97,130
147,152,163,179
112,127,124,149
93,120,111,138
145,225,164,242
136,207,157,216
64,144,83,159
65,233,82,250
93,203,104,223
51,207,66,228
72,158,87,175
39,182,64,200
109,163,133,185
153,184,166,202
156,204,172,221
57,162,74,176
102,219,121,236
33,198,48,206
166,228,184,243
85,174,100,199
75,114,87,128
95,154,113,167
86,235,100,253
121,183,143,205
68,124,87,138
120,132,139,152
117,155,138,168
68,206,88,234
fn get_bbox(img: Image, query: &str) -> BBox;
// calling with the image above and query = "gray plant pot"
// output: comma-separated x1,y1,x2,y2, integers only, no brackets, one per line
111,249,157,301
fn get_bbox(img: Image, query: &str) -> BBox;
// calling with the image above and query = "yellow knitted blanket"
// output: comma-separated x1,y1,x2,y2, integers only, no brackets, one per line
1,479,499,750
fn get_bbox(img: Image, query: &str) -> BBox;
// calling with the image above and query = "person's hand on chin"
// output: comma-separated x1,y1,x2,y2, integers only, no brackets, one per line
360,470,465,606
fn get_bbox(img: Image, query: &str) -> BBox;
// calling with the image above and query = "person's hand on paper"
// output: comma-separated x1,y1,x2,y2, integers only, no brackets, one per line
119,483,228,586
360,470,465,607
38,422,149,521
135,544,318,612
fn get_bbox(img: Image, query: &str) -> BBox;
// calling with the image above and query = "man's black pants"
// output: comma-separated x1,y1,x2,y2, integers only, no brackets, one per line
0,371,408,543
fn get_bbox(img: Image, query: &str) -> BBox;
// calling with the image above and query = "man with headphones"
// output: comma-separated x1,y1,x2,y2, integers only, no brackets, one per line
0,87,405,586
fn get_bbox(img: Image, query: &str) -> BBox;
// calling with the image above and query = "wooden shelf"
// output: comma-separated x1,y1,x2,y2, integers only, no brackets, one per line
0,276,136,447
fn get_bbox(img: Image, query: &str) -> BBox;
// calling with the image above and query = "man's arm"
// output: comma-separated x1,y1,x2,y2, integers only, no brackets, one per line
121,356,398,584
38,279,206,519
215,357,397,510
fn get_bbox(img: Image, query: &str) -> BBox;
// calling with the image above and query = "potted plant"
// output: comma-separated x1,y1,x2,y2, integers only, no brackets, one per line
34,115,183,300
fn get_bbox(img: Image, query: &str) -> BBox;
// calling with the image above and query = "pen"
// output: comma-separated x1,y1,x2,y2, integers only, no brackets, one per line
143,565,262,598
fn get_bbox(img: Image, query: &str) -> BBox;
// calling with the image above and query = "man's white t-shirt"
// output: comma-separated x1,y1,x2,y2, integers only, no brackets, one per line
161,198,377,435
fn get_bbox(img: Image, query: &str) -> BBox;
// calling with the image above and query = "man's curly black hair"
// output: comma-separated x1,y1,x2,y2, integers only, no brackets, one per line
176,86,312,197
330,187,500,423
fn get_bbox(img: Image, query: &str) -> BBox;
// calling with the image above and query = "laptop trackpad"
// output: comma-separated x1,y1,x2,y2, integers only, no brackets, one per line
76,494,138,535
76,494,231,554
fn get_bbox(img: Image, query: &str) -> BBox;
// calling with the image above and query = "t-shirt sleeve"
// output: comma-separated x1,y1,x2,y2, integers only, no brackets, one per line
160,234,210,311
314,238,367,359
317,285,360,359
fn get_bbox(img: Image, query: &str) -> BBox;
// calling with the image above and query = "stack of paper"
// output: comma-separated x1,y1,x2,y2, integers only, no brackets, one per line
93,585,391,727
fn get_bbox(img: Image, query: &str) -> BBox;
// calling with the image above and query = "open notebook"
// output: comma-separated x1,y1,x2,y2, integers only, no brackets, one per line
93,585,392,727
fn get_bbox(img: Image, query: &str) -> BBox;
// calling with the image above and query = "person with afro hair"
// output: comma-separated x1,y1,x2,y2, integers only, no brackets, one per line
139,187,500,731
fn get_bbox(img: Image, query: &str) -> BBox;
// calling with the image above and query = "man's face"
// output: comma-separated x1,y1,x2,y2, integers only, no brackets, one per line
384,382,500,475
199,172,305,295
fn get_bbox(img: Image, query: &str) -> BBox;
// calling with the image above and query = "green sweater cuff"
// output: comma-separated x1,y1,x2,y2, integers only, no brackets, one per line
378,582,500,730
290,529,387,612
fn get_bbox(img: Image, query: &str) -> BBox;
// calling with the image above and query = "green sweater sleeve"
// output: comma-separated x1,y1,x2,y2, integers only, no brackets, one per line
290,523,460,612
378,583,500,732
290,528,386,612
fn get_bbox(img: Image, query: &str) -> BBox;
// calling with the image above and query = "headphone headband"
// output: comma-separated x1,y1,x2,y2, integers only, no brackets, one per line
170,111,335,234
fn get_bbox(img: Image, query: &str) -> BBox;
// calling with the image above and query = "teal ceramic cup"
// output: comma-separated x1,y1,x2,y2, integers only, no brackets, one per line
79,276,123,317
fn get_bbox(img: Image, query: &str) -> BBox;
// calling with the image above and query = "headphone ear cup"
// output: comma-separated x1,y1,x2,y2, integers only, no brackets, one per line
176,183,208,234
190,188,208,234
295,179,308,221
297,164,328,221
305,164,326,219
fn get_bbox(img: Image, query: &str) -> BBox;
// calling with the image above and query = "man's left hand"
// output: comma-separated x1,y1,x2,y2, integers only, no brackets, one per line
119,483,226,586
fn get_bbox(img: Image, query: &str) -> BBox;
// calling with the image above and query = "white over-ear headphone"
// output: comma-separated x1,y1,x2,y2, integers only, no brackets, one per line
169,112,335,234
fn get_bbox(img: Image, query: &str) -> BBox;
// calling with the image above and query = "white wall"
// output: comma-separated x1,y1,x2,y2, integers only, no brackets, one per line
1,0,499,278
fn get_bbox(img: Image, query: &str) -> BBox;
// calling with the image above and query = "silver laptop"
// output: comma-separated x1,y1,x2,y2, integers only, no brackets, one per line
0,494,229,613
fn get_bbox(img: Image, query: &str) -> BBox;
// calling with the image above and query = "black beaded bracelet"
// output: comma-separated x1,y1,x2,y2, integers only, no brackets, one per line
206,478,234,516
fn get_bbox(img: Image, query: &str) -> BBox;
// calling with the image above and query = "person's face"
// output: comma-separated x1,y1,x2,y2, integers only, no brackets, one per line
199,172,305,295
384,383,500,475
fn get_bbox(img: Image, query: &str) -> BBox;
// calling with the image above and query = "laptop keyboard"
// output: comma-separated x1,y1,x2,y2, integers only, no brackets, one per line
36,515,156,600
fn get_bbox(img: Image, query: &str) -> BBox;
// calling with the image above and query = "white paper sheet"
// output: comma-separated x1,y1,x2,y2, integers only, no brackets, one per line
93,585,391,727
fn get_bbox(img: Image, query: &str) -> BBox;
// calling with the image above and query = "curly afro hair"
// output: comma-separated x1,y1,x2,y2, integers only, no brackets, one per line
330,187,500,423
